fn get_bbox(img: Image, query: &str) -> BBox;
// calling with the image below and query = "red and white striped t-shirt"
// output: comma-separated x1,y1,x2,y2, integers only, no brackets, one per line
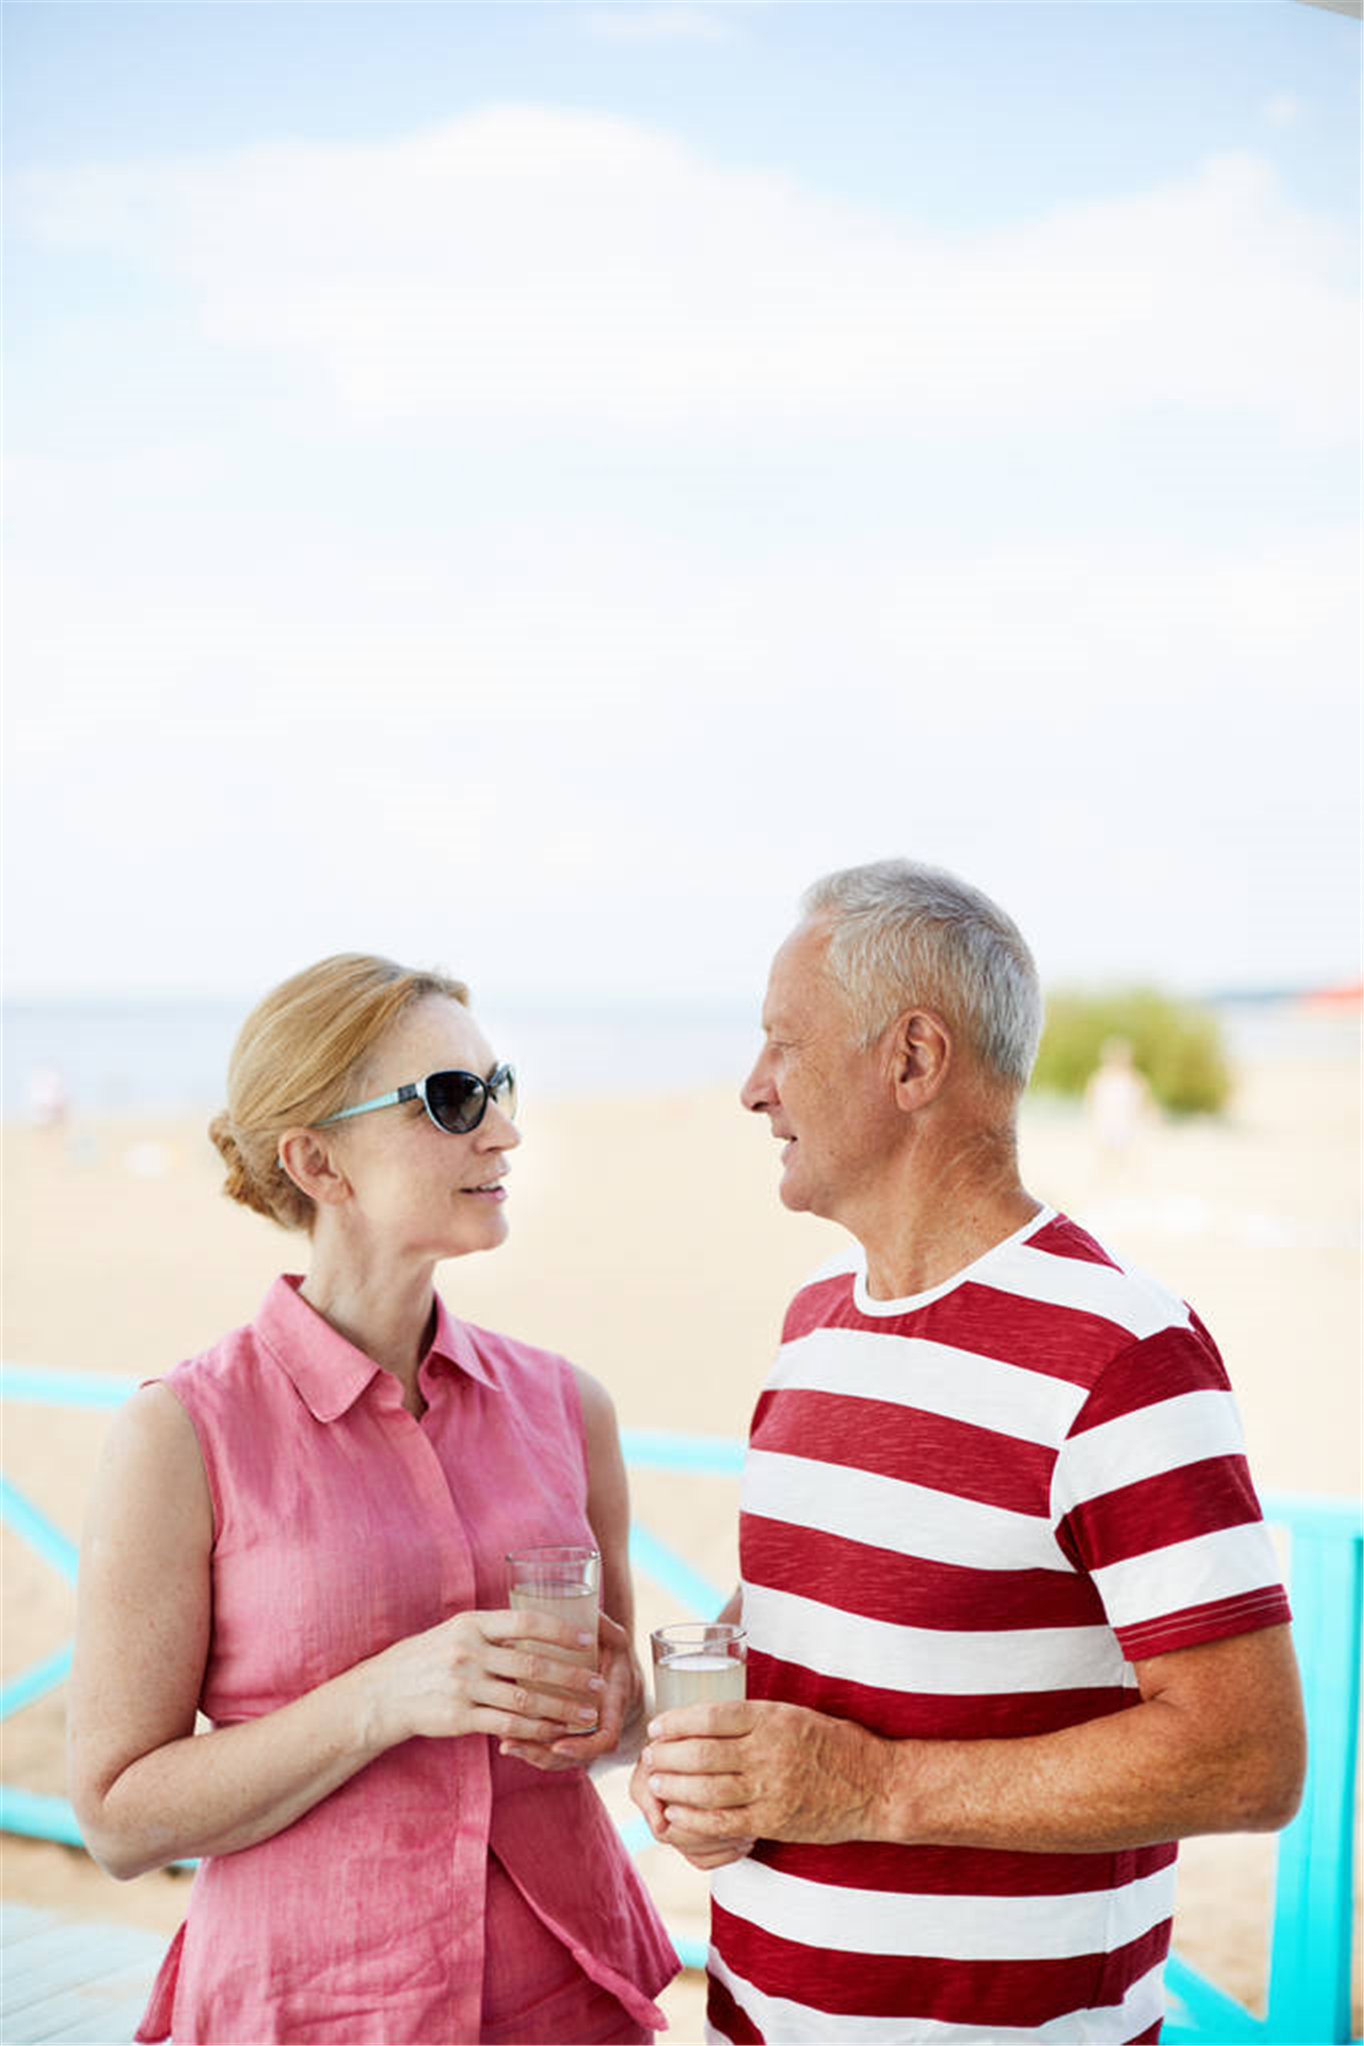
708,1207,1290,2046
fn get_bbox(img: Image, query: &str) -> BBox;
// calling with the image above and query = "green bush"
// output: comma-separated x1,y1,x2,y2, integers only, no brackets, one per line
1031,988,1232,1117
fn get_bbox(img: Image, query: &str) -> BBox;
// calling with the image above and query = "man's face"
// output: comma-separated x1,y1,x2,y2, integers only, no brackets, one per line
739,920,897,1227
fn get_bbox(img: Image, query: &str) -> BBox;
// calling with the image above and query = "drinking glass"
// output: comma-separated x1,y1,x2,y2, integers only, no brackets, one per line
650,1621,747,1713
506,1545,601,1732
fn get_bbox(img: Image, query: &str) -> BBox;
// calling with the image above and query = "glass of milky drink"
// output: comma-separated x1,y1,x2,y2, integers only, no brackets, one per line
650,1622,747,1713
505,1545,601,1733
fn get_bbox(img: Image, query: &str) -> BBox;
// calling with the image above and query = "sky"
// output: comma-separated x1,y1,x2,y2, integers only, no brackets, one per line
4,0,1360,1007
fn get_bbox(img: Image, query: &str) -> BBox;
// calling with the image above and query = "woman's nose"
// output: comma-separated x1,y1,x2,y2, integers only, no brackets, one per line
481,1103,521,1149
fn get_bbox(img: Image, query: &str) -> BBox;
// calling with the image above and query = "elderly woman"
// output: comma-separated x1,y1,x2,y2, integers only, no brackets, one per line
68,955,677,2045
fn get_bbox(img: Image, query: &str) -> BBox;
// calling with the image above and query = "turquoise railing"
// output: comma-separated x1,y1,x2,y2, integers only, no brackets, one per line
2,1364,1359,2037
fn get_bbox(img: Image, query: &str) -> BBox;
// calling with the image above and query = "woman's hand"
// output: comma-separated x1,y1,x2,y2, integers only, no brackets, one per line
363,1607,606,1748
498,1612,641,1772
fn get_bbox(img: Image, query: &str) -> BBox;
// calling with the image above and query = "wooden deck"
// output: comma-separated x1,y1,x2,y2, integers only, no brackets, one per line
1,1903,163,2044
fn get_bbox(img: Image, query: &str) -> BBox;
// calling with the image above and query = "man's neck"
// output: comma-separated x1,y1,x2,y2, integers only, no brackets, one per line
855,1126,1041,1303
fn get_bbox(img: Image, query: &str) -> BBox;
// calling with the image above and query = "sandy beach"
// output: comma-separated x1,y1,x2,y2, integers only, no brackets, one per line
3,1024,1359,2038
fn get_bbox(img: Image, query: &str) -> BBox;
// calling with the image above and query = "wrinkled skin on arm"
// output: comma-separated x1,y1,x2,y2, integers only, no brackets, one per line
633,1626,1304,1855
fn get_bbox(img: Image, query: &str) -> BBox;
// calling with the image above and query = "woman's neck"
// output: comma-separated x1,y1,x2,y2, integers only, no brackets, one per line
299,1246,437,1411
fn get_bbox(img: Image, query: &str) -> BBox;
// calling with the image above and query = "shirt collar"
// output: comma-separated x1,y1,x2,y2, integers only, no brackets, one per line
426,1294,500,1394
255,1275,499,1422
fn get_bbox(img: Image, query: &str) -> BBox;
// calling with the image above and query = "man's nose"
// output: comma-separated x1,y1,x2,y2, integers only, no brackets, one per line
740,1055,773,1114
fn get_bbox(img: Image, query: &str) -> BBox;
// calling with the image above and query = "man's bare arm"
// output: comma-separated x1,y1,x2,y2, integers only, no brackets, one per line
642,1625,1305,1852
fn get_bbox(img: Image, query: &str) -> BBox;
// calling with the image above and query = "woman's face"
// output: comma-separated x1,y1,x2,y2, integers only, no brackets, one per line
324,994,520,1263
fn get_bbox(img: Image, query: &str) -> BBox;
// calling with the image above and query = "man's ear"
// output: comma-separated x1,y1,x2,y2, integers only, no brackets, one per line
277,1128,353,1209
886,1008,953,1110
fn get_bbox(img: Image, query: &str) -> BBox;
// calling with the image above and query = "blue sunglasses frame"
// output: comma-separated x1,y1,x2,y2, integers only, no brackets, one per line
317,1062,517,1135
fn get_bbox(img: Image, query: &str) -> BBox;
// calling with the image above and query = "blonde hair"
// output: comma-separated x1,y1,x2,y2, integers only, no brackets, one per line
208,954,470,1232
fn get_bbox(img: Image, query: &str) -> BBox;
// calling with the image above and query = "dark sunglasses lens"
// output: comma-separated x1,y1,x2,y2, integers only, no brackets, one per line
492,1065,518,1121
425,1071,486,1133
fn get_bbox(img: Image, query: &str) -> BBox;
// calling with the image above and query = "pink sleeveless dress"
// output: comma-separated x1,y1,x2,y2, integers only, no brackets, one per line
134,1276,678,2044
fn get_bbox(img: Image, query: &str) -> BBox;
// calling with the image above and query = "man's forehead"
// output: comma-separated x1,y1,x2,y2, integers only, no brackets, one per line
763,921,834,1021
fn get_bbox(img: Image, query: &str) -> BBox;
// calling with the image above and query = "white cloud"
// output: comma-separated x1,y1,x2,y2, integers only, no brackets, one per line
5,515,1356,735
6,106,1358,1000
5,507,1357,994
16,111,1358,445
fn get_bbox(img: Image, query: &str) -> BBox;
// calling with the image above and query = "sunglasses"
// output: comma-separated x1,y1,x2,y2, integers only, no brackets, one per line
317,1062,518,1136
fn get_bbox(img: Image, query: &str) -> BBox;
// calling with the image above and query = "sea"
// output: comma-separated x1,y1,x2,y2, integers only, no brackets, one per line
1,995,765,1120
1,990,1356,1122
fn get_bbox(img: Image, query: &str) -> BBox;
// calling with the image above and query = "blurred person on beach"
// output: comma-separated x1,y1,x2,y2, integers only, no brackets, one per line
27,1062,69,1131
632,861,1304,2045
67,954,677,2045
1085,1035,1154,1184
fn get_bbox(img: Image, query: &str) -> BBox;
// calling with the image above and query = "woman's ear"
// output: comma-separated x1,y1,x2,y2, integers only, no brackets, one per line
277,1128,353,1209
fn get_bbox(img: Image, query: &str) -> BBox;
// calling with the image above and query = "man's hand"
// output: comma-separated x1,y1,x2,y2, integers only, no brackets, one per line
640,1698,887,1844
629,1755,754,1869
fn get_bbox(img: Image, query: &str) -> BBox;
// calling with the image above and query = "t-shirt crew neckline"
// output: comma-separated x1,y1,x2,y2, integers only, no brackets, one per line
850,1201,1055,1317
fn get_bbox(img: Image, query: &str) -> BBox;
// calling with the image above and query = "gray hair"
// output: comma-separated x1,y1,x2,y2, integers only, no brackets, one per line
801,860,1042,1089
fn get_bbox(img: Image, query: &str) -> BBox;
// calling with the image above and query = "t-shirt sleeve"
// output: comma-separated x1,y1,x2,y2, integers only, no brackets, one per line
1050,1318,1291,1662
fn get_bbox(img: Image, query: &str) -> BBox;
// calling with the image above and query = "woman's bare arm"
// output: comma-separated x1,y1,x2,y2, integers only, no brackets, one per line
68,1386,605,1877
576,1368,635,1641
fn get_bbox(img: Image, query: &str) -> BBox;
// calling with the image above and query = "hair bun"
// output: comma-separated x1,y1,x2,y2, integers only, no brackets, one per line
208,1111,285,1222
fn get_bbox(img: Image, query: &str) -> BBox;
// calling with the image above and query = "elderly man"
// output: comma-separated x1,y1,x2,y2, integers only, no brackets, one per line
632,860,1304,2045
